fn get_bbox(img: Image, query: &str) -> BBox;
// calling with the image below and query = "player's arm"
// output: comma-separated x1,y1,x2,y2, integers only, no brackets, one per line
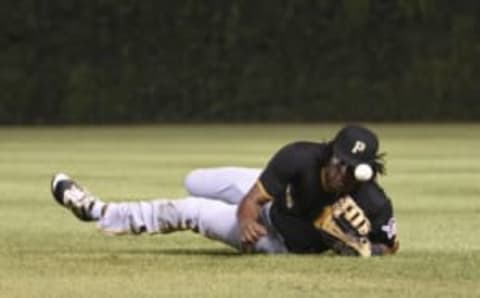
237,181,273,246
368,197,399,256
237,142,299,247
357,185,399,257
369,217,399,256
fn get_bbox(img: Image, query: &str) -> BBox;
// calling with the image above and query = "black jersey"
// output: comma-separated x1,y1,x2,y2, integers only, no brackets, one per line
259,141,397,253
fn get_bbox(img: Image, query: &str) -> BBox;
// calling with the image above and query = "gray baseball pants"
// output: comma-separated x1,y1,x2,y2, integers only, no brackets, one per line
97,167,288,253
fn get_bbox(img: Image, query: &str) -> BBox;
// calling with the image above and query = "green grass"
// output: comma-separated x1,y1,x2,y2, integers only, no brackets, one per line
0,124,479,298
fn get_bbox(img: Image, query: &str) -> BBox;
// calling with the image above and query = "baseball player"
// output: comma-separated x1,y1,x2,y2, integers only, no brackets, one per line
51,125,398,256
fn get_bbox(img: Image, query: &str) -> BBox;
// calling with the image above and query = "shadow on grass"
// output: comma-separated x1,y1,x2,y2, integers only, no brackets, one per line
110,248,243,256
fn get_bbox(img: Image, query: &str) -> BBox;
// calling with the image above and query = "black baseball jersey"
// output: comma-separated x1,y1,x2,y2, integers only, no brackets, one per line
259,141,397,253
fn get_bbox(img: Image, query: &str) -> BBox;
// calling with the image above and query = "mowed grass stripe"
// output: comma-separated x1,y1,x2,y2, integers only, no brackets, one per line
0,124,479,298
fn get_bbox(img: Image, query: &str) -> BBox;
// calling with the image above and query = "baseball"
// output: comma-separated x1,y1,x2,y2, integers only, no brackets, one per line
354,163,373,181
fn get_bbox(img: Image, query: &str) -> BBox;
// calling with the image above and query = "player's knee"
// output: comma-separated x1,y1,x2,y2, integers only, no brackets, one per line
184,168,206,196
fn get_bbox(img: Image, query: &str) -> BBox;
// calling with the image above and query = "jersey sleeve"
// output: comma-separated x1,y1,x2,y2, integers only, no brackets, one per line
369,197,398,249
258,142,305,199
352,182,398,249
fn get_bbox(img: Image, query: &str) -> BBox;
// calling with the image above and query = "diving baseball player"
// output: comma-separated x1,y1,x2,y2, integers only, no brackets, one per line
51,125,398,256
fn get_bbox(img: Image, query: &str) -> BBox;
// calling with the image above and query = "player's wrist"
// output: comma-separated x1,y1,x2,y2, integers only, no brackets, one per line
239,217,257,228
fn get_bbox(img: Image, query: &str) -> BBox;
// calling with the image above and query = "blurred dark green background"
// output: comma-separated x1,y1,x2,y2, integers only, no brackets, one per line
1,0,479,124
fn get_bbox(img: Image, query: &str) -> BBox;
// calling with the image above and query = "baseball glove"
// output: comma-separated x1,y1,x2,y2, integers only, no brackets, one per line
313,196,372,257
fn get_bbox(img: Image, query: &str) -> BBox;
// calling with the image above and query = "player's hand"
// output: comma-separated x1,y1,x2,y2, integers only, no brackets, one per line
240,219,267,247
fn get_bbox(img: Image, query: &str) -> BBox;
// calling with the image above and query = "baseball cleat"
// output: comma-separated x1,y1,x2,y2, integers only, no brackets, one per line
51,173,99,221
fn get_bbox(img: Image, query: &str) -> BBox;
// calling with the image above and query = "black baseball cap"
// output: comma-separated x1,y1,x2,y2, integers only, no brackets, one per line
332,125,379,166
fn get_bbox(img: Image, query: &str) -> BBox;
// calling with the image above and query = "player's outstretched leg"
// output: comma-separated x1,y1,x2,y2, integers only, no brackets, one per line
50,173,246,248
51,173,106,221
50,173,287,253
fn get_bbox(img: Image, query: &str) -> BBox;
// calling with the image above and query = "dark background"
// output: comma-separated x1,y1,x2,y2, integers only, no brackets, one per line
1,0,479,124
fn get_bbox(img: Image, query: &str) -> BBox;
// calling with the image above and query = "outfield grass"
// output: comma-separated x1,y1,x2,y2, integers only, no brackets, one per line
0,124,479,298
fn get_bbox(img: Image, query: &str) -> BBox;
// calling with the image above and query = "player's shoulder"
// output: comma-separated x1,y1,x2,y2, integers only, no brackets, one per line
280,141,329,155
275,141,330,163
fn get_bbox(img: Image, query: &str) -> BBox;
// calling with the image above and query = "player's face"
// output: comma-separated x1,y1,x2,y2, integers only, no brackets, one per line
324,156,355,193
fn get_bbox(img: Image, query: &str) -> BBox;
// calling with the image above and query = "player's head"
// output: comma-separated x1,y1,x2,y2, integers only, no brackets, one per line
324,125,385,193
